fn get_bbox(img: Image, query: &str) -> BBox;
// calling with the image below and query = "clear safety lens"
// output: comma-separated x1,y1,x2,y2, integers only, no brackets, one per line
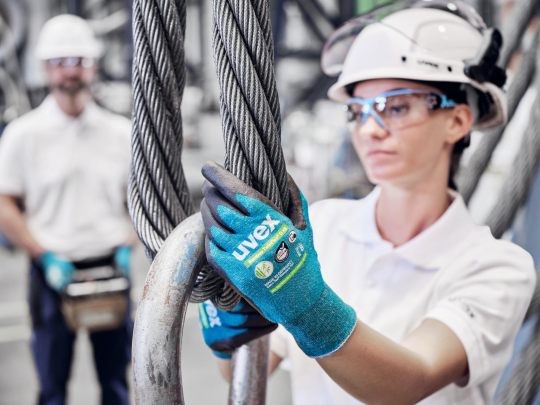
346,89,456,130
47,57,95,68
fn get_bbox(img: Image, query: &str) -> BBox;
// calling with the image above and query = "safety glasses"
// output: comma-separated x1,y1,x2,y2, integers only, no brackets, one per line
46,57,95,68
346,89,457,131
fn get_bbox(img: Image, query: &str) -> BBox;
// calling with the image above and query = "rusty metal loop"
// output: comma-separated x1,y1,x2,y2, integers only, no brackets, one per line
133,213,205,405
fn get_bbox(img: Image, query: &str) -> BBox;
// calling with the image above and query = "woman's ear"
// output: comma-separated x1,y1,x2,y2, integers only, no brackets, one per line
445,105,474,145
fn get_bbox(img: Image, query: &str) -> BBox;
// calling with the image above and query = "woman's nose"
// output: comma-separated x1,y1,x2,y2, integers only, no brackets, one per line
356,115,388,139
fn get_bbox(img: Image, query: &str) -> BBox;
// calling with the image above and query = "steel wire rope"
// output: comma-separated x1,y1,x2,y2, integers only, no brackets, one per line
492,40,540,404
191,0,291,310
129,0,289,309
205,1,291,403
498,0,539,68
129,0,194,257
483,39,540,239
0,0,26,61
459,31,538,203
497,271,540,405
457,0,538,203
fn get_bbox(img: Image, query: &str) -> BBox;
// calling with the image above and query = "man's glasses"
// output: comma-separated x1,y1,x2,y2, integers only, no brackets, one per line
346,89,457,131
46,57,95,68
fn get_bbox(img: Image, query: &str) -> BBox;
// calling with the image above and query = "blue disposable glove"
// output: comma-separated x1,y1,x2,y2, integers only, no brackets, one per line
39,251,75,292
200,162,357,357
198,299,278,359
114,245,132,278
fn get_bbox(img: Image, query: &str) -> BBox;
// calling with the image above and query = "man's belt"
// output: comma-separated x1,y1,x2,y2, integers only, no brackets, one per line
61,252,129,332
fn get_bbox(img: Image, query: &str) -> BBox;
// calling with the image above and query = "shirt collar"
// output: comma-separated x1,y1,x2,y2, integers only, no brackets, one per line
340,187,385,244
340,187,477,269
41,95,99,127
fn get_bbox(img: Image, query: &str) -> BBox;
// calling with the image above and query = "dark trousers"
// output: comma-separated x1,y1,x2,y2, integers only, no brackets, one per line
29,261,133,405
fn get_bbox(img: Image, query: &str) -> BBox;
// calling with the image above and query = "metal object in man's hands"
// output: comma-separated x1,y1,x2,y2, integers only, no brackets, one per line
61,265,129,332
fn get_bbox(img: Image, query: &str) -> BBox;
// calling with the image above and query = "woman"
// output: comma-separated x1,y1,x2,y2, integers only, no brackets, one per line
198,2,536,403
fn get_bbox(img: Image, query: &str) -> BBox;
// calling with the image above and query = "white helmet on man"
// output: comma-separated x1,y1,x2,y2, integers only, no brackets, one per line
35,14,101,61
324,0,507,130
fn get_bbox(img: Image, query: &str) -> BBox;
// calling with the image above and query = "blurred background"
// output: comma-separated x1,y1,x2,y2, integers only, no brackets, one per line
0,0,538,404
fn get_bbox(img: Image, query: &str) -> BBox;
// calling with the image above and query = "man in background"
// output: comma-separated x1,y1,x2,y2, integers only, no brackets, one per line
0,14,133,405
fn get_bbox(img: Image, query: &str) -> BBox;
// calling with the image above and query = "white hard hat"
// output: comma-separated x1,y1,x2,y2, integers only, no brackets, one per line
35,14,102,60
324,1,507,130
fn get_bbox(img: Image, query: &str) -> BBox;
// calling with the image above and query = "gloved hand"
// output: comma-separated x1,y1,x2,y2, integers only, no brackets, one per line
200,162,357,357
114,245,132,278
39,251,75,292
198,299,278,359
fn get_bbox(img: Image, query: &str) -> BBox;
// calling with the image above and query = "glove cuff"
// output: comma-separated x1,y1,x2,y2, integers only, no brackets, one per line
38,251,55,266
212,350,232,360
284,285,357,358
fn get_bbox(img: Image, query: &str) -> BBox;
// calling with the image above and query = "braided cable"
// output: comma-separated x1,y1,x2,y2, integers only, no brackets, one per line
493,86,540,403
191,0,290,309
525,271,540,321
484,88,540,238
499,0,539,67
129,0,194,257
459,32,538,203
213,0,288,208
489,22,540,403
497,311,540,404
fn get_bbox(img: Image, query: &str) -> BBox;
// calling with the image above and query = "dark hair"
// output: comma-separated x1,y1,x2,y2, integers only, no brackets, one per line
422,81,470,191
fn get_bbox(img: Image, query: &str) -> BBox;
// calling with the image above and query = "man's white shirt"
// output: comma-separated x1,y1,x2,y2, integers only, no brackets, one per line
271,187,536,404
0,96,133,260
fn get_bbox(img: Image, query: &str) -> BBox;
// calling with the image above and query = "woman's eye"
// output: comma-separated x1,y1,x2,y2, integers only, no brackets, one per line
386,103,409,116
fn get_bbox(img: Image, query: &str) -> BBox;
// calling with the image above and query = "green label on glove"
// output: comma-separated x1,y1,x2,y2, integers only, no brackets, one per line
268,251,307,294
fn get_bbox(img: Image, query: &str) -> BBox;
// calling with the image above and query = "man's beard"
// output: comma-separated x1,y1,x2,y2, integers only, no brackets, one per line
54,79,89,96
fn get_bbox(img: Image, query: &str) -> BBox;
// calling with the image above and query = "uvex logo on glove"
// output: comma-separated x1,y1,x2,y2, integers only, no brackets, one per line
201,162,357,358
232,214,282,262
231,214,307,295
198,299,278,359
199,301,222,328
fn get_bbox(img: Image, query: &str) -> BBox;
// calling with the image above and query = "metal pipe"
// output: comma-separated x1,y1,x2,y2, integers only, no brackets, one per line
133,213,206,405
229,338,270,405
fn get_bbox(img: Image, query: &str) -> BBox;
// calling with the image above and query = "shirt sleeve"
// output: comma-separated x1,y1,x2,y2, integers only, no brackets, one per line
424,240,536,387
0,125,26,195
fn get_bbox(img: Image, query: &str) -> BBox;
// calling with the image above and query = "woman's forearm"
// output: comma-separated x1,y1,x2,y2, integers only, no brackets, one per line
317,320,467,404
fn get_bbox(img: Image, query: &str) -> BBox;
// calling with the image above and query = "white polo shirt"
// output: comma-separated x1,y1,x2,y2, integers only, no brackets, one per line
0,96,133,260
271,188,536,405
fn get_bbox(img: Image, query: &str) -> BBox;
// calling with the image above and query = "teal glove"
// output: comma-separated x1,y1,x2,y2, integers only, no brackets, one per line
200,162,357,357
39,251,75,292
114,245,132,278
199,299,277,359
